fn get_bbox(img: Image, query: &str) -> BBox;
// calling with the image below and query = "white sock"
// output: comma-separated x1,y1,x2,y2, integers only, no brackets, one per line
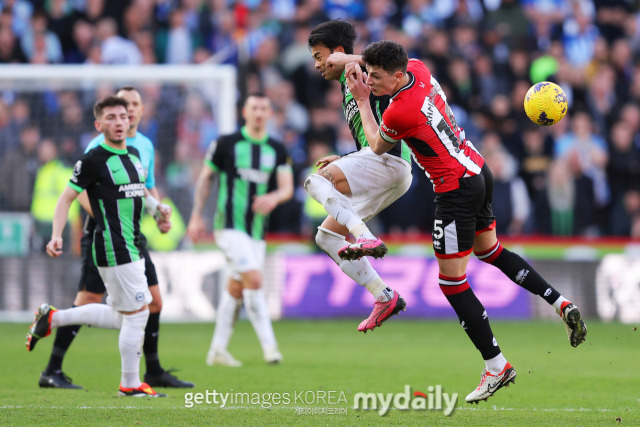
552,296,569,315
52,304,123,329
210,291,242,353
304,174,364,232
373,286,395,302
316,227,380,292
485,352,508,375
349,222,375,240
243,288,277,351
119,308,149,388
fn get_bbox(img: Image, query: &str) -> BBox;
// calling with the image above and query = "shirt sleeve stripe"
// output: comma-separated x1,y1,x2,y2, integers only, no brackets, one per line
205,159,218,171
380,129,400,144
68,182,83,193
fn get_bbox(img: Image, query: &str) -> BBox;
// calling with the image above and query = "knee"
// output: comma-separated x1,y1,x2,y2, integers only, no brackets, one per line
315,228,328,251
304,173,329,193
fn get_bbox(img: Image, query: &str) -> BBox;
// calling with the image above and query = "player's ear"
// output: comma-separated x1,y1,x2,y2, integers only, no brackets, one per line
94,120,102,132
335,46,345,54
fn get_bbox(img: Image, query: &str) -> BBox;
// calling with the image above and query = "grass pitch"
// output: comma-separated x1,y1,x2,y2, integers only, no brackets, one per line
1,318,638,425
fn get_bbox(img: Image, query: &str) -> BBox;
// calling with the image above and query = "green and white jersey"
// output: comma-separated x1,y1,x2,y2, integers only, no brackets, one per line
68,143,146,267
205,126,291,240
340,70,412,163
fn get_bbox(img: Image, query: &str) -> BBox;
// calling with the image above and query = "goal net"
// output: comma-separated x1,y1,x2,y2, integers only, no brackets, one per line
0,64,239,320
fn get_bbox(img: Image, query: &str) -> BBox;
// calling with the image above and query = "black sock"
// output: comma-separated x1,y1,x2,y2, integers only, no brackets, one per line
45,306,81,375
440,276,501,360
477,243,561,305
144,312,163,375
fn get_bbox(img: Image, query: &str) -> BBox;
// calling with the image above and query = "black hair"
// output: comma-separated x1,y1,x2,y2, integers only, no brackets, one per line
362,40,408,74
93,96,128,119
308,20,357,55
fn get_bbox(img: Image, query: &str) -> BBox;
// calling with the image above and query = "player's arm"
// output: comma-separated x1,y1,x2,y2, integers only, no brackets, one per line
46,186,80,258
187,164,216,241
326,52,364,71
252,167,294,215
77,191,93,216
345,62,396,155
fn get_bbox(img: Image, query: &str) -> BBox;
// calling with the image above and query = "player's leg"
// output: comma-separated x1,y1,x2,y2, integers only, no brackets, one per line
241,269,282,364
432,178,515,404
140,246,194,388
39,237,106,389
206,278,243,367
315,217,405,332
27,302,123,351
473,164,586,347
304,154,385,260
241,234,281,363
98,259,165,397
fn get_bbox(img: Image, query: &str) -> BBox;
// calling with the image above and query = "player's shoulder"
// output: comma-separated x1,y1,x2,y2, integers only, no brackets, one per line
266,135,286,150
127,145,142,157
85,133,105,153
218,131,242,146
132,131,154,149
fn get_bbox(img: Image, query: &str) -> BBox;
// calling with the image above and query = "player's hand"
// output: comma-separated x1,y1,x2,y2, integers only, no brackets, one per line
156,216,172,234
326,52,349,72
252,193,279,215
156,203,172,221
187,215,205,242
315,155,340,169
46,237,63,258
346,63,370,102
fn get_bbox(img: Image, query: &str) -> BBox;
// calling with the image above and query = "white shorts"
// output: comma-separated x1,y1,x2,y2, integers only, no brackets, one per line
331,147,412,223
97,259,152,312
214,229,266,280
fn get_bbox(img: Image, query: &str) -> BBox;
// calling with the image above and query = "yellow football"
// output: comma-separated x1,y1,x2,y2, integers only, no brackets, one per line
524,81,568,126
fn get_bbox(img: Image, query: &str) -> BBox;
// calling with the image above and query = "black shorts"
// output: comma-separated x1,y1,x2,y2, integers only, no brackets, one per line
78,233,158,293
432,163,496,258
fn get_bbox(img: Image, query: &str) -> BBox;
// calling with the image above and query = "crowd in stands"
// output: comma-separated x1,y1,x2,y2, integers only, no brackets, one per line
1,0,640,248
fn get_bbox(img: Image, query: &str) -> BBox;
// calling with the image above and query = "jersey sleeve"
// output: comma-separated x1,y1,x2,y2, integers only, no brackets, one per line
68,152,97,193
204,138,222,171
380,108,409,144
275,142,293,174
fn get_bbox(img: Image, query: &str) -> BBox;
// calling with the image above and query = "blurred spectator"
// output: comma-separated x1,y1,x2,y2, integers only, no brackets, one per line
267,80,309,134
554,110,609,211
0,22,27,63
165,8,193,64
176,92,218,156
20,10,63,64
0,123,40,211
562,1,598,69
518,125,554,200
164,142,197,220
140,191,186,251
30,138,79,251
0,97,31,157
0,0,33,38
606,120,640,235
537,155,597,236
483,145,531,236
300,138,333,237
96,17,143,64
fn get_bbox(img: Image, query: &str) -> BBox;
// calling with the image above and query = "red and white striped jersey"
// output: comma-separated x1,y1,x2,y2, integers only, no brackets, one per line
379,59,484,193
